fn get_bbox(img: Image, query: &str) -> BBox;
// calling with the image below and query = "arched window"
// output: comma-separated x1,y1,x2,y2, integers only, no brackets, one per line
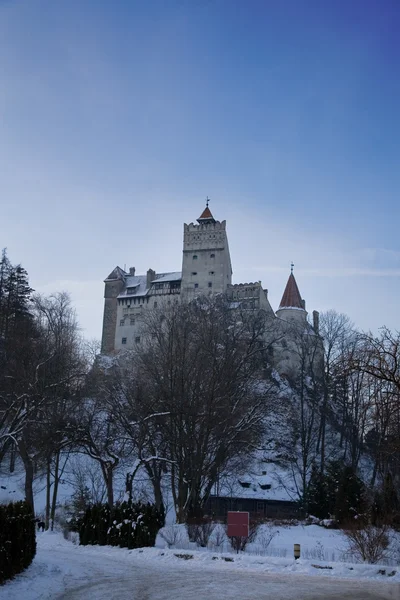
210,253,215,258
193,255,198,260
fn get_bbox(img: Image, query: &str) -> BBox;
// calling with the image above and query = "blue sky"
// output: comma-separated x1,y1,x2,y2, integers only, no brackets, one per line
1,0,399,339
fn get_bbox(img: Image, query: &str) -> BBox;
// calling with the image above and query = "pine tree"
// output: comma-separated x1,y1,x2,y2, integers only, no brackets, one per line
334,466,365,524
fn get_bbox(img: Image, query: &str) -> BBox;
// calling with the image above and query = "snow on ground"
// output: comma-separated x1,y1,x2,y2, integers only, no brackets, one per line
157,521,400,566
1,529,399,600
0,467,75,510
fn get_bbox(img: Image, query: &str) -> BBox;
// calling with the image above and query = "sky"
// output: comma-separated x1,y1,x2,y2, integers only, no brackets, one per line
0,0,399,340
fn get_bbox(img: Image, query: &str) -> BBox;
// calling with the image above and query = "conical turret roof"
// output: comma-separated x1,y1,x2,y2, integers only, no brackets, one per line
279,273,304,310
198,206,213,220
197,200,215,223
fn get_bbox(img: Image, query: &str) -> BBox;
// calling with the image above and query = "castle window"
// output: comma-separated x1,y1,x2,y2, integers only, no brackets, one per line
191,272,197,276
193,255,198,260
154,301,158,308
135,336,141,343
210,253,215,258
208,282,212,288
120,319,124,326
122,337,127,344
209,271,214,275
194,283,199,288
130,318,135,325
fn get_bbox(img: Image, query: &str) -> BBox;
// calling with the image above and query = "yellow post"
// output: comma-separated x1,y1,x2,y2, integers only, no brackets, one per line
294,543,301,560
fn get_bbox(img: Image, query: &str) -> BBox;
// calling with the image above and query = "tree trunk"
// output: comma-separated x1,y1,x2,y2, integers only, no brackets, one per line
45,456,51,529
50,450,60,531
101,464,114,509
144,462,165,513
125,471,136,503
9,441,16,473
19,441,35,513
106,470,114,508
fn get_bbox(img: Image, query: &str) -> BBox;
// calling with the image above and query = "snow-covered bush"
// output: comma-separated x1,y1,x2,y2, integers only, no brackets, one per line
209,524,227,551
187,520,216,548
0,501,36,584
158,524,185,549
79,501,164,550
256,523,278,553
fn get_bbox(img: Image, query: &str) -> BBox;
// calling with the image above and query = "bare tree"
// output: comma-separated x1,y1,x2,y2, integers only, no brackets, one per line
286,323,324,511
355,328,400,485
128,296,277,523
318,311,354,473
1,291,85,514
75,395,130,509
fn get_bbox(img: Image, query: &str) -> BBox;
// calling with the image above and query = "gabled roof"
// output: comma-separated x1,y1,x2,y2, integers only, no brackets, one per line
104,266,126,282
197,206,215,223
278,273,304,310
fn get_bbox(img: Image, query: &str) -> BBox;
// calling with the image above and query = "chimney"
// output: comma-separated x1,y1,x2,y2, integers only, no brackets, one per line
313,310,320,334
263,288,268,298
146,268,156,288
129,267,135,276
301,298,306,310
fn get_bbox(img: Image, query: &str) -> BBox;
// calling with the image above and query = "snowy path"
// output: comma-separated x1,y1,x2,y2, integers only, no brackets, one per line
1,533,399,600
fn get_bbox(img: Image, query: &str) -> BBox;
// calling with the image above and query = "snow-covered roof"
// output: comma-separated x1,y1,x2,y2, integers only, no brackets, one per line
218,467,297,503
152,272,182,283
117,271,182,299
118,275,149,298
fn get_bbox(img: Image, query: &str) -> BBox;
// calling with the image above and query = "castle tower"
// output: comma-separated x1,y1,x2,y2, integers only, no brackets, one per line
181,202,232,300
276,269,308,324
100,266,126,354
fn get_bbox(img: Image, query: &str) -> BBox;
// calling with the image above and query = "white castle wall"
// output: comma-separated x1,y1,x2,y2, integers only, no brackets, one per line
181,220,232,300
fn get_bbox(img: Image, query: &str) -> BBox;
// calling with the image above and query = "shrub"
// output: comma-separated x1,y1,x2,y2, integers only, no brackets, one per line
158,524,185,548
343,523,390,564
256,522,278,553
186,519,216,548
0,501,36,584
78,501,164,550
210,524,227,551
229,519,260,553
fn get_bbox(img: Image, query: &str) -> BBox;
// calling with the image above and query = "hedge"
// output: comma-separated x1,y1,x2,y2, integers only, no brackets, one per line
78,501,164,549
0,501,36,584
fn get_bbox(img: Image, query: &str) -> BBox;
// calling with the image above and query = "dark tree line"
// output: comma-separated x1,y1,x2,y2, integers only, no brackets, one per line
283,309,400,520
0,250,86,523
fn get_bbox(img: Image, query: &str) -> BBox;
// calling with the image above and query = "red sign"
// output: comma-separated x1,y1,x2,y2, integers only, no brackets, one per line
227,511,249,537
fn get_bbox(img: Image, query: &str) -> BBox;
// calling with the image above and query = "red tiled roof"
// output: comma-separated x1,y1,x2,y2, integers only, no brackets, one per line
279,273,304,309
198,206,214,220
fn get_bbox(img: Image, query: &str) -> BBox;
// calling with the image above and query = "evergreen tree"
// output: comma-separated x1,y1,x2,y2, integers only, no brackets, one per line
308,465,328,518
334,466,365,524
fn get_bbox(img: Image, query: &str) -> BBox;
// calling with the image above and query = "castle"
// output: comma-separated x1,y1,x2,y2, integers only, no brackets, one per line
100,203,321,377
